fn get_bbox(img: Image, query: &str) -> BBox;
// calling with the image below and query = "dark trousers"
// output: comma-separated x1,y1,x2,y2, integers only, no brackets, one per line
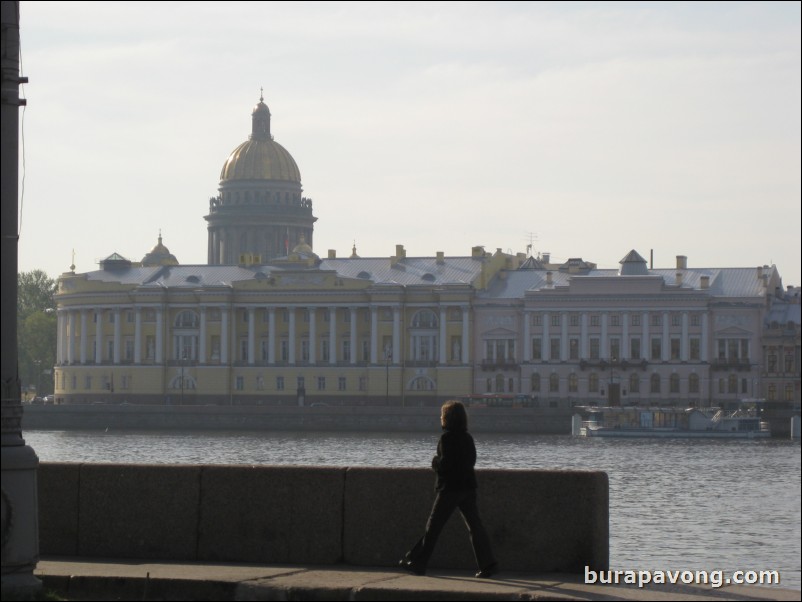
407,489,495,570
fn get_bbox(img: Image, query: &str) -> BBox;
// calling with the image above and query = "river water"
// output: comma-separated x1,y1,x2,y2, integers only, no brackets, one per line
24,429,801,590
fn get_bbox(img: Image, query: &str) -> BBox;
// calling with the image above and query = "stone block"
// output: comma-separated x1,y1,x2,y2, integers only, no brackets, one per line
343,468,608,573
77,464,201,559
38,462,81,556
197,465,346,564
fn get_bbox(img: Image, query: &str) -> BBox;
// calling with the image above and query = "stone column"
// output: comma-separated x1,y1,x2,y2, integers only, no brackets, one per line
622,313,629,359
80,311,88,364
95,310,103,363
681,311,689,361
309,308,317,364
580,313,588,359
561,312,569,362
328,307,337,364
701,312,709,362
523,310,531,362
542,312,550,361
67,311,76,365
439,307,447,365
198,307,206,364
134,307,142,364
370,307,379,364
662,311,670,361
113,309,121,364
288,307,296,365
248,307,255,365
601,313,608,360
221,307,229,364
642,312,649,361
56,311,64,364
394,306,402,365
268,308,276,364
155,308,164,364
349,307,357,365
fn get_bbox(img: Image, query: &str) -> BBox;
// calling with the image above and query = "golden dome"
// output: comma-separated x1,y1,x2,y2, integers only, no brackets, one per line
292,235,315,256
141,233,179,267
220,95,301,183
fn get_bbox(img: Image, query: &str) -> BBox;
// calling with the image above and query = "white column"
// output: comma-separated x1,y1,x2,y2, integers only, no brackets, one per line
288,307,296,365
329,307,337,364
248,307,256,365
622,313,630,359
309,307,317,364
67,311,76,364
80,311,88,364
198,307,206,364
349,307,357,365
642,312,649,361
523,311,531,362
601,313,608,360
395,306,403,365
561,312,569,361
681,311,689,361
134,307,142,364
662,311,670,361
113,309,121,364
580,313,588,359
95,309,103,363
701,312,709,361
268,308,276,364
542,312,550,361
371,306,379,364
439,307,447,365
155,308,164,364
57,311,66,364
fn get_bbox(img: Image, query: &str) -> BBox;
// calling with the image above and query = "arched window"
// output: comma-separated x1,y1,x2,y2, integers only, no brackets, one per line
568,373,578,393
688,373,699,394
408,376,435,391
589,373,599,393
629,373,639,393
531,373,540,392
174,311,199,329
669,373,680,393
549,373,559,393
495,374,504,393
728,374,737,394
650,374,661,394
411,309,438,328
409,309,438,362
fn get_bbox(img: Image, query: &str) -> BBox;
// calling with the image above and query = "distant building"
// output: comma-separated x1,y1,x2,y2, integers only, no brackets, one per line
53,97,797,409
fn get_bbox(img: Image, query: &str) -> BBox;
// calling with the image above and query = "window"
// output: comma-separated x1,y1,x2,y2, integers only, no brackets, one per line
589,338,600,360
175,310,199,328
690,338,700,361
651,314,661,327
127,311,134,323
741,378,748,394
240,339,248,362
651,338,661,361
767,384,776,401
450,336,462,361
570,314,579,327
256,376,264,390
303,309,310,323
609,338,620,362
551,315,560,327
670,338,681,360
650,374,661,393
411,309,437,328
590,315,600,327
691,314,700,327
532,314,541,326
630,338,641,360
784,351,794,373
109,313,115,324
281,340,289,361
342,340,351,361
317,376,326,391
785,384,793,401
532,338,542,360
261,339,269,362
689,373,699,393
728,374,737,394
276,376,284,391
569,338,579,360
531,373,540,392
767,354,777,372
321,339,330,362
589,372,599,393
235,376,244,391
568,373,578,393
301,340,310,362
631,314,641,327
125,339,134,361
670,373,680,393
359,377,367,391
610,314,620,327
362,340,370,362
672,315,681,327
146,335,156,361
338,377,346,391
550,338,560,360
85,375,92,390
629,373,640,393
549,373,559,393
297,376,305,390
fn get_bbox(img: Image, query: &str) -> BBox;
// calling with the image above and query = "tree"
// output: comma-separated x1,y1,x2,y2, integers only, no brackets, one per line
17,270,57,397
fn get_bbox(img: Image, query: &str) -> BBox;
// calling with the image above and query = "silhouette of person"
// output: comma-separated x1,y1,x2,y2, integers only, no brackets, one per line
399,400,498,578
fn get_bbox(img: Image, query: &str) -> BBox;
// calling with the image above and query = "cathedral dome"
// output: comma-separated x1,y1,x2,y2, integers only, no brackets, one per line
141,233,179,267
219,95,301,183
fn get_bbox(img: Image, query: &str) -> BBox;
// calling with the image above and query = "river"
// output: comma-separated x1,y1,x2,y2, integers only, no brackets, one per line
24,429,801,590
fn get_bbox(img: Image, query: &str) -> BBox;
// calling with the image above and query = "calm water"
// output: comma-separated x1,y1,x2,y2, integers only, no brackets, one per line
25,429,801,590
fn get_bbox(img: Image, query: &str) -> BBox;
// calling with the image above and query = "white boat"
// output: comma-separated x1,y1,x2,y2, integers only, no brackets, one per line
576,405,771,439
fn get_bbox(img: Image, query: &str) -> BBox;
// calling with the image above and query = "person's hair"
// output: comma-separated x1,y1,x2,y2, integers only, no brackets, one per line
440,400,468,431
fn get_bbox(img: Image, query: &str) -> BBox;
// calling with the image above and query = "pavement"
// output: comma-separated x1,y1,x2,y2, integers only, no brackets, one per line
34,557,801,601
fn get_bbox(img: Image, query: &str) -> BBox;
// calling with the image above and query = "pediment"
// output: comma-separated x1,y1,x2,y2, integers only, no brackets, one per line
482,327,518,337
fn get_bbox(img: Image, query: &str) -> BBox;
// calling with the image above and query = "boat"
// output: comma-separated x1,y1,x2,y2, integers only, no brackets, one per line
575,404,771,438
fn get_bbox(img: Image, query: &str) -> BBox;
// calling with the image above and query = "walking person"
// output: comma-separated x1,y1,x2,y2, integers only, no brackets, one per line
399,400,498,578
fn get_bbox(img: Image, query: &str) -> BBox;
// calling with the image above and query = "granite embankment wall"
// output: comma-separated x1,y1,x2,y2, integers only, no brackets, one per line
38,463,608,573
24,404,572,433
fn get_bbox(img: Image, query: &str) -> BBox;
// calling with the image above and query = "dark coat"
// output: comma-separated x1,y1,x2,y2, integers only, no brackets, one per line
431,428,478,492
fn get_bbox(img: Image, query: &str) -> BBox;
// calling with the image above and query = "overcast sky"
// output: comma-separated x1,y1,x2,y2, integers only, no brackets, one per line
16,1,801,285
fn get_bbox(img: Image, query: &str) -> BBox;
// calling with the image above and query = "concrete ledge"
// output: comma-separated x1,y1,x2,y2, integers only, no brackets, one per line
38,463,608,572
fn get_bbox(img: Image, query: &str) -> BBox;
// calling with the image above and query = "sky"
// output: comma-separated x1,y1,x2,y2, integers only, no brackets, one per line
15,1,801,284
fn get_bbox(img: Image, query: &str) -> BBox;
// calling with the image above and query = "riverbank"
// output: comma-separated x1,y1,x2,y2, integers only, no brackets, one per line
21,403,572,433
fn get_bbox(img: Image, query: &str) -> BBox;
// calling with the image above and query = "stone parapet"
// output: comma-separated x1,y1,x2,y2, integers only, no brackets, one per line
38,463,608,573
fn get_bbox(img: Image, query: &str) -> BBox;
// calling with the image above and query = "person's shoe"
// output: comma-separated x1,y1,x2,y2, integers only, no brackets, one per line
475,562,498,579
399,558,426,576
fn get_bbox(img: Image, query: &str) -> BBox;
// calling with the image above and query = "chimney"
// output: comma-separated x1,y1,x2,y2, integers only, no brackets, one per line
757,266,763,279
676,255,687,270
436,251,445,265
395,244,406,258
328,249,336,259
546,271,553,286
676,272,683,286
542,252,550,264
700,276,710,289
472,246,485,258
